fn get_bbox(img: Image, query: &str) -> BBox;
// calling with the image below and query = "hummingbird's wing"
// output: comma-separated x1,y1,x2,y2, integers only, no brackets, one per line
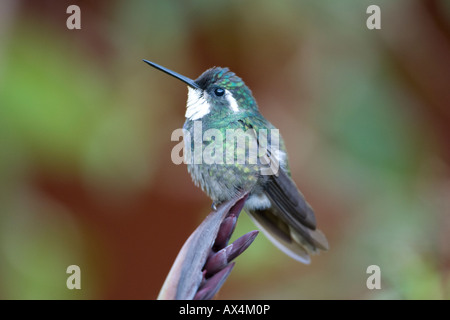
265,166,316,230
246,167,329,263
264,168,329,251
238,116,328,262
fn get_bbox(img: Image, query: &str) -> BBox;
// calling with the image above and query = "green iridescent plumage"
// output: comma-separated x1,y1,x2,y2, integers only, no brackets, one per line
184,114,285,203
144,61,328,263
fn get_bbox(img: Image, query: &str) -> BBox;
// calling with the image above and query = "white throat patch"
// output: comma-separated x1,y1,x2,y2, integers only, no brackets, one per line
186,87,211,120
185,87,240,120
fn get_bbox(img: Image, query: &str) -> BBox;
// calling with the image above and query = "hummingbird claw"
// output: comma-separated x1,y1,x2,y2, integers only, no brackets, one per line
211,201,219,211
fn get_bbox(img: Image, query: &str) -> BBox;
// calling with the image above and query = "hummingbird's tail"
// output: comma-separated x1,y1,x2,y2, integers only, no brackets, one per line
245,207,328,264
244,167,328,263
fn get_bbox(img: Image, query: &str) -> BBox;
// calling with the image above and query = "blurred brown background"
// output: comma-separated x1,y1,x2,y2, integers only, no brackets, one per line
0,0,449,299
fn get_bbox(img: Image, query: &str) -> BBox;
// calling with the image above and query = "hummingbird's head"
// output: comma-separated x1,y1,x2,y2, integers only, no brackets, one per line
143,60,257,121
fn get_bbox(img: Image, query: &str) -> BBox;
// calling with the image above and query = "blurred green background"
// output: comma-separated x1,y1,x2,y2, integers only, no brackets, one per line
0,0,449,299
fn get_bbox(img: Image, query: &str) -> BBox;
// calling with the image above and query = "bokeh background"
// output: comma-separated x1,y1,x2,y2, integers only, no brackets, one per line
0,0,449,299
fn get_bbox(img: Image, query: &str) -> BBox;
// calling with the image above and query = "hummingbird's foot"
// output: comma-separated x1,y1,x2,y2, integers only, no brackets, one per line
211,201,220,211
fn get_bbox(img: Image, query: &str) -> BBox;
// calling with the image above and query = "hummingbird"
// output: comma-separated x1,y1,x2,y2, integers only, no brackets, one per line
143,60,328,263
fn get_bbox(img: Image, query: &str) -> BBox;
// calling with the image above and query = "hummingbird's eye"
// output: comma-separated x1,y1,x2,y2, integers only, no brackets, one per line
214,88,225,97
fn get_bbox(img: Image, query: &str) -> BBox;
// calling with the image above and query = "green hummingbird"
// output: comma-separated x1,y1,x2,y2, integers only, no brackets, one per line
143,60,328,263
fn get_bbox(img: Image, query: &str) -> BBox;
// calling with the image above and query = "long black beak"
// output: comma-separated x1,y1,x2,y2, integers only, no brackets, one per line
143,59,200,90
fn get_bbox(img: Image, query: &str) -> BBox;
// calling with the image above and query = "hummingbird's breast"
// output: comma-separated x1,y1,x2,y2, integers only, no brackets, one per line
182,118,265,203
